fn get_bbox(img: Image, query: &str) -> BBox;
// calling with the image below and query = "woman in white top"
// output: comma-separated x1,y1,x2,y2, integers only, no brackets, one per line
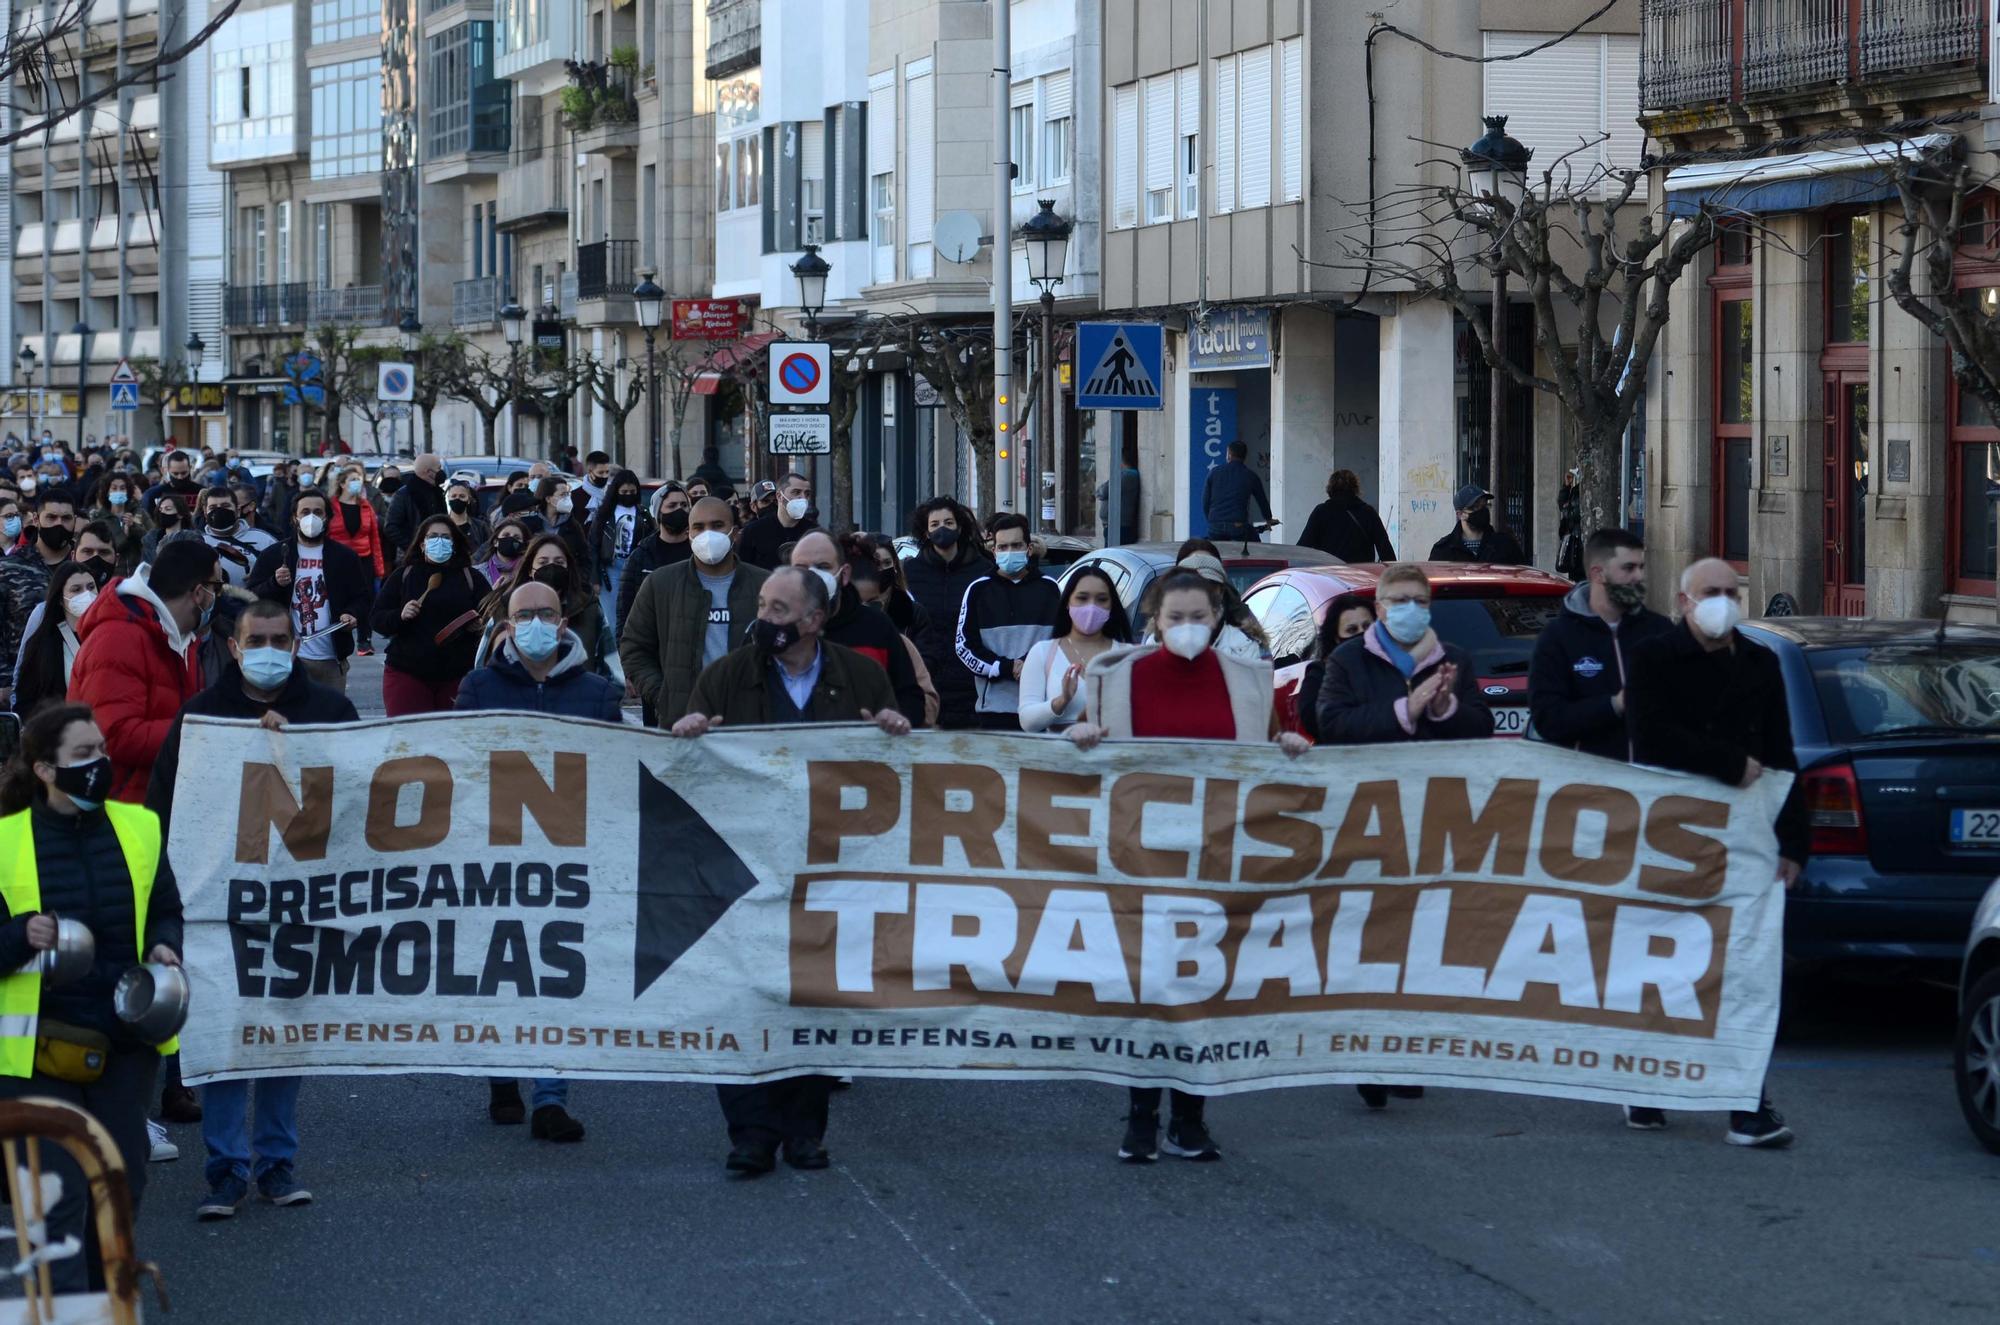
11,561,102,715
1018,565,1133,732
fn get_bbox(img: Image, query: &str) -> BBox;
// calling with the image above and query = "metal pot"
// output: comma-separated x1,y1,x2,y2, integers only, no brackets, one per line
34,917,95,988
113,962,189,1045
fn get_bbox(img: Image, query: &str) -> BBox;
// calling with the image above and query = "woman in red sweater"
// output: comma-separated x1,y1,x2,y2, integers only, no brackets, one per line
327,462,387,654
1067,570,1308,1164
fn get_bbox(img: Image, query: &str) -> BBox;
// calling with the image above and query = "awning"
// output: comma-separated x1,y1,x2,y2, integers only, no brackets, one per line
690,331,781,395
1663,134,1954,217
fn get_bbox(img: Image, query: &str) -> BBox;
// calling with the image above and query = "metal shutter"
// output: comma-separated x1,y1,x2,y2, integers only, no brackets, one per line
1280,37,1303,203
1482,30,1604,196
1112,82,1138,228
1238,45,1272,210
1044,68,1071,121
1603,35,1647,193
1214,57,1236,214
1143,75,1173,209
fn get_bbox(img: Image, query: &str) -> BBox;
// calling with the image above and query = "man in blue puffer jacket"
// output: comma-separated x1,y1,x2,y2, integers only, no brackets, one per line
455,578,621,1141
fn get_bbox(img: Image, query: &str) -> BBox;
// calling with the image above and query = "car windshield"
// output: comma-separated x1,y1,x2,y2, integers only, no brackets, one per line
1811,644,2000,740
1430,595,1565,680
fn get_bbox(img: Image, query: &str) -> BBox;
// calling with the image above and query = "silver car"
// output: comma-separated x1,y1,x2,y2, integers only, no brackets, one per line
1956,878,2000,1152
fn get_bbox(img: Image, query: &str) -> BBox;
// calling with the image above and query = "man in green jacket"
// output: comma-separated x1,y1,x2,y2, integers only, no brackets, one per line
672,566,908,1175
619,496,768,727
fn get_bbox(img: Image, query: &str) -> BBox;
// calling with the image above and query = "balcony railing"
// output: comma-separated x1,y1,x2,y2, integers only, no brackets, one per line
1743,0,1849,93
1642,0,1736,108
575,238,637,300
1860,0,1982,74
310,285,389,326
453,275,502,326
498,153,566,229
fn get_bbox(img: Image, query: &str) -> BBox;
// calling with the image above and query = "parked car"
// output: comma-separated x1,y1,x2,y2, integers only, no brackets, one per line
891,532,1101,569
1054,542,1340,634
1740,619,2000,971
1957,877,2000,1153
1241,562,1573,738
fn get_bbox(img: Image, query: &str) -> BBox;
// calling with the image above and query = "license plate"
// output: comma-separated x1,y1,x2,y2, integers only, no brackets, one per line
1493,706,1529,738
1951,808,2000,845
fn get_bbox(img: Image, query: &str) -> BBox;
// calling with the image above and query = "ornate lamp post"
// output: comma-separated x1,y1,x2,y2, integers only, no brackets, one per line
1460,114,1531,508
633,272,665,475
1019,200,1072,536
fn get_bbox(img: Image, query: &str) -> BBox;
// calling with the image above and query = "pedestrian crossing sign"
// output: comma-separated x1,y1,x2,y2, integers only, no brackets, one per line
109,381,139,410
1077,322,1164,411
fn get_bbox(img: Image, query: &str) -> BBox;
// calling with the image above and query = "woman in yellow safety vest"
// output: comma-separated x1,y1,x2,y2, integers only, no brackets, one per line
0,702,182,1295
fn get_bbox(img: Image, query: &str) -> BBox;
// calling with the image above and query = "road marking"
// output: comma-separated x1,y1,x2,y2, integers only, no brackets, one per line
836,1164,995,1325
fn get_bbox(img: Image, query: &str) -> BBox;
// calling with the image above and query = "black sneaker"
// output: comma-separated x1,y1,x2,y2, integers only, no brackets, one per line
1162,1116,1221,1161
1356,1084,1389,1110
726,1142,777,1176
1726,1099,1795,1148
1118,1111,1158,1163
783,1137,830,1170
530,1104,585,1142
1625,1106,1668,1131
488,1080,525,1125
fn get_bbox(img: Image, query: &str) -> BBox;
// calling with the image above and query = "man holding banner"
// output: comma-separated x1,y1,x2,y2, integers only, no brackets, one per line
675,566,907,1175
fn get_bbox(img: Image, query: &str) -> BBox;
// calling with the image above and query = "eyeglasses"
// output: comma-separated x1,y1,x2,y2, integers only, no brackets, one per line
510,609,562,625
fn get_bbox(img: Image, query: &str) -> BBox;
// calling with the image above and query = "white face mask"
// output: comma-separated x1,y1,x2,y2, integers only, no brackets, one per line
554,497,573,516
65,590,96,620
1162,623,1212,660
807,566,839,600
691,529,732,565
785,497,810,521
297,513,326,541
1689,593,1743,640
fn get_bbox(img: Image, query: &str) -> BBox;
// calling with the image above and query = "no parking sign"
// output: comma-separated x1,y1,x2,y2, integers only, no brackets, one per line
768,342,829,406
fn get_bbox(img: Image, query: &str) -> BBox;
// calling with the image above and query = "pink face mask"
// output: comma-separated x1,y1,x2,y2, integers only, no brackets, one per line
1069,602,1111,636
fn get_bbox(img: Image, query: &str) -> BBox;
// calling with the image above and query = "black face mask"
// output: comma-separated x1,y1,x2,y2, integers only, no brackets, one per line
449,499,471,515
662,509,689,535
205,508,238,532
495,537,526,560
50,755,112,807
80,556,113,582
378,476,404,495
1467,507,1493,533
168,476,198,494
615,490,639,507
36,524,71,552
751,617,799,656
532,565,572,592
929,525,959,551
157,510,179,528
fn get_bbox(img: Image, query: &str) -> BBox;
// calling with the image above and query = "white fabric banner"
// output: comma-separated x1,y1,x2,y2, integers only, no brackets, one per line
171,715,1789,1109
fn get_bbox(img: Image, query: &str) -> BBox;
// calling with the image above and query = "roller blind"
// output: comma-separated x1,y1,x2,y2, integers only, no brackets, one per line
1112,82,1138,228
1238,45,1272,210
1143,74,1173,196
1214,57,1236,214
905,68,934,274
1044,68,1071,120
1280,37,1303,203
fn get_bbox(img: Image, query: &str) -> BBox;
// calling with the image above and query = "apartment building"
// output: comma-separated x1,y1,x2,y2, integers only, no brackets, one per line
4,0,226,452
1641,0,1994,621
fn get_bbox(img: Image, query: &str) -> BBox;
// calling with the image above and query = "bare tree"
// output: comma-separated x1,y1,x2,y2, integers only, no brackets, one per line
657,338,713,482
1330,145,1720,534
582,352,644,469
2,0,245,146
437,343,529,454
1885,146,2000,426
283,325,379,455
129,355,189,448
885,318,1000,518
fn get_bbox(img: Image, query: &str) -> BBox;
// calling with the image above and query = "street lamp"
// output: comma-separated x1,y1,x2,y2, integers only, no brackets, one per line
397,312,422,457
1460,115,1531,511
1020,201,1072,537
498,301,526,459
182,335,204,451
633,272,665,476
789,244,830,340
17,345,35,444
71,322,91,456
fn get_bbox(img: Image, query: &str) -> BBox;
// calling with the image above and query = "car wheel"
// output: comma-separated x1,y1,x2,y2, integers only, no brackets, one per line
1954,967,2000,1155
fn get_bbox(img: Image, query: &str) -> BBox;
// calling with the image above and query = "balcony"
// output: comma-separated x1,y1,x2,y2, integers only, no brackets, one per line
497,154,567,230
453,275,502,326
564,64,639,157
16,223,44,259
1641,0,1984,109
309,285,389,326
225,283,308,329
574,239,637,301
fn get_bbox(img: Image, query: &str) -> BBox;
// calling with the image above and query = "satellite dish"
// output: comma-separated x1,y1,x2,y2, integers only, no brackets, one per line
934,211,984,264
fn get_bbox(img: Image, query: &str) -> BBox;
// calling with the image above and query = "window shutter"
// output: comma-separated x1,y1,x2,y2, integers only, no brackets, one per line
1044,68,1071,121
868,78,895,177
904,69,934,275
1238,45,1272,210
1143,75,1172,199
1481,30,1604,195
1112,82,1138,228
1177,65,1198,144
1214,57,1236,214
1603,35,1647,192
1280,37,1303,203
1011,79,1033,109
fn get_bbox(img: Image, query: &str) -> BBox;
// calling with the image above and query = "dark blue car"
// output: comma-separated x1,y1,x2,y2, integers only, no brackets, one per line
1742,618,2000,970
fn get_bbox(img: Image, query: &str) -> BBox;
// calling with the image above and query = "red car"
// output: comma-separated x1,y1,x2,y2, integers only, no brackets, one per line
1240,562,1575,738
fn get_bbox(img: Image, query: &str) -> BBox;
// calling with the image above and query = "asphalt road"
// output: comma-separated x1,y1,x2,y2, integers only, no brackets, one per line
119,658,2000,1322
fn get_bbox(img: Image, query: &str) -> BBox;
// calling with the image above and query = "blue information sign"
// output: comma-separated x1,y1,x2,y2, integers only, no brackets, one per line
1188,387,1237,540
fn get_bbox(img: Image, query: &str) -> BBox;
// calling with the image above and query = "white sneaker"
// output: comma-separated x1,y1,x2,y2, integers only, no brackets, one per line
147,1118,178,1163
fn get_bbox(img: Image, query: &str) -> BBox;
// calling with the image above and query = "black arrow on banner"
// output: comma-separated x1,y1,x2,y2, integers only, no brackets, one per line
634,763,763,998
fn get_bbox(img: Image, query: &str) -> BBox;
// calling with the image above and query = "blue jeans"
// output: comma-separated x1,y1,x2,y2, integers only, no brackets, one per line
202,1077,303,1186
532,1078,567,1109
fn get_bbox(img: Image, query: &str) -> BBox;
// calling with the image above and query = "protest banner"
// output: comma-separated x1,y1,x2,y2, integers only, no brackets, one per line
170,715,1790,1109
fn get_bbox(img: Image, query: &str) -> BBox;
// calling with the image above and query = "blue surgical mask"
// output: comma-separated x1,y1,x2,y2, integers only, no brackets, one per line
108,490,128,506
423,536,453,564
240,646,294,691
1,517,18,540
996,550,1030,577
1384,600,1431,646
513,617,561,662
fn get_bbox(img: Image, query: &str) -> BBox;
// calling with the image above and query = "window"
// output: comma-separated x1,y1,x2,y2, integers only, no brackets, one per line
1143,75,1173,223
872,175,895,281
276,201,290,285
714,70,761,213
802,119,826,243
1114,66,1198,229
1042,70,1071,185
314,203,331,288
427,22,509,157
497,0,548,56
1111,83,1138,229
309,58,383,180
1211,45,1277,213
868,70,895,282
310,0,373,43
211,10,295,159
1481,32,1646,198
642,163,656,267
1712,233,1753,564
248,206,267,284
905,62,934,278
472,203,484,278
1825,214,1871,345
1009,88,1034,191
1951,285,2000,589
1280,37,1302,203
1178,66,1199,218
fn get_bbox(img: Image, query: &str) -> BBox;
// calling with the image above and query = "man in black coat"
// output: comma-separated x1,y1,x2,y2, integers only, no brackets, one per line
615,485,693,635
789,530,925,723
246,488,371,693
901,498,993,729
382,453,447,559
1429,484,1525,564
1624,555,1805,1148
1298,469,1396,563
734,470,818,570
1527,527,1674,761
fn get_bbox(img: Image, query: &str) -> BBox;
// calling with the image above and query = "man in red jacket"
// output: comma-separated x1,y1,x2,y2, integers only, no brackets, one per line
69,538,220,803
